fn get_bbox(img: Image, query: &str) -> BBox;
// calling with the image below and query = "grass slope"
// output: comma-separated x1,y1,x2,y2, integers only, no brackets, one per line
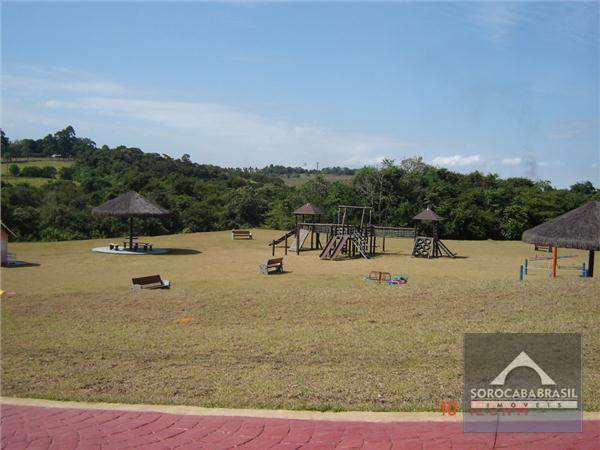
281,173,353,186
1,231,598,411
1,157,74,186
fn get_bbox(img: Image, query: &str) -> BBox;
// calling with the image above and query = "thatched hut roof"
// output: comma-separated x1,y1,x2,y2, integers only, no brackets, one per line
92,191,170,217
414,207,443,221
522,201,600,251
293,203,322,215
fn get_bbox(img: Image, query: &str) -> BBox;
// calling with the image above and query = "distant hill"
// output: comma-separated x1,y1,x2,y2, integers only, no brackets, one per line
1,126,598,242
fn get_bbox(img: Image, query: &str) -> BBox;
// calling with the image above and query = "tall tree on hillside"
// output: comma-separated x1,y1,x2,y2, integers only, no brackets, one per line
1,129,12,161
54,126,76,157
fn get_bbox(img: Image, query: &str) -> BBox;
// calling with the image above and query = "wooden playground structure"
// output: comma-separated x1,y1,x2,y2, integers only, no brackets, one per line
411,207,456,259
269,204,455,260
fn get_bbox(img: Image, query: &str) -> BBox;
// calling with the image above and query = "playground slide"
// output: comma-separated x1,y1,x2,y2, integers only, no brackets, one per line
289,229,310,252
320,235,350,260
269,229,296,247
331,235,350,259
320,235,337,259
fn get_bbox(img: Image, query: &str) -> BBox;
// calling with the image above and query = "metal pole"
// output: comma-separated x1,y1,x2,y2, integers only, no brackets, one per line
129,216,134,250
519,265,524,281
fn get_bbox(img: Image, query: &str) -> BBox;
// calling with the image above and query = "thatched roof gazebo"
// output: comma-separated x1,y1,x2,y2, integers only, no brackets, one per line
293,202,322,216
522,201,600,277
92,191,170,250
292,202,323,224
413,207,443,222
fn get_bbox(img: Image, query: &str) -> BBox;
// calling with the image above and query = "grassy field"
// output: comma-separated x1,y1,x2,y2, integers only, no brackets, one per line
1,230,598,411
281,173,353,186
1,157,74,186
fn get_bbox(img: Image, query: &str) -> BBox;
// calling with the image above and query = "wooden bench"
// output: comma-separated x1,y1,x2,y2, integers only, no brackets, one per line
231,230,253,240
260,257,284,275
123,242,153,252
132,274,170,289
534,244,553,253
138,242,153,252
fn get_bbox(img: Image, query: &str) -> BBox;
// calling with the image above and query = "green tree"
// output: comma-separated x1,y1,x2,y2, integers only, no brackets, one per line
8,164,20,176
1,129,11,161
500,205,529,239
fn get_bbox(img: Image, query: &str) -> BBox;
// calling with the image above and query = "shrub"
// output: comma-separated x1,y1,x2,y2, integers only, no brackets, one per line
8,164,20,176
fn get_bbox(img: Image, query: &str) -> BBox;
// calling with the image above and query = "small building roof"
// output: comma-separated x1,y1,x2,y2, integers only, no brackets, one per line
414,207,444,221
522,201,600,251
92,191,170,217
1,221,16,238
292,203,322,215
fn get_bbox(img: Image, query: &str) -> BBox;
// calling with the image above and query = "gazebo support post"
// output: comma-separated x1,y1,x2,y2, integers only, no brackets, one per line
551,246,558,278
588,250,595,277
129,216,134,250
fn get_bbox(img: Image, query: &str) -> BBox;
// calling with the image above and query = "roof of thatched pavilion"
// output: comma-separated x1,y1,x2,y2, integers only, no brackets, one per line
92,191,170,217
292,203,322,216
413,207,444,221
522,201,600,251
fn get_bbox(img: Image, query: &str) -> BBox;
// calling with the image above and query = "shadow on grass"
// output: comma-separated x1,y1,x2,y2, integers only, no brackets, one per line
263,270,293,275
375,252,469,259
160,248,202,256
1,261,41,268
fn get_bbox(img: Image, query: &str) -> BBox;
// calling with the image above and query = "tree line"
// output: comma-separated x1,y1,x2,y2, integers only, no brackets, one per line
1,127,598,242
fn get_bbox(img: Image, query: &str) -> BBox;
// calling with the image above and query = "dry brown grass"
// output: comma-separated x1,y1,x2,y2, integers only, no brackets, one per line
1,230,598,411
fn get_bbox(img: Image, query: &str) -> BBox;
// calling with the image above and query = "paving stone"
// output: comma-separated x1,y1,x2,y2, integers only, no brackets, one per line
1,404,599,450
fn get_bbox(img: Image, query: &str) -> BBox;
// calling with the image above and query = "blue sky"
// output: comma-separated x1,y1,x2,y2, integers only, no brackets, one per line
1,1,598,187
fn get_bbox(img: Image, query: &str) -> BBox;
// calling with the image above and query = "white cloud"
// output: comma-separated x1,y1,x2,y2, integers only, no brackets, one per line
2,63,414,168
548,119,597,140
469,3,525,43
431,154,482,167
2,65,132,97
539,160,565,167
501,157,523,166
43,97,410,167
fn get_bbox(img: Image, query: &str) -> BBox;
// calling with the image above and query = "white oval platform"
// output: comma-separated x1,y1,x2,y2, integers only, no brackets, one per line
92,246,169,255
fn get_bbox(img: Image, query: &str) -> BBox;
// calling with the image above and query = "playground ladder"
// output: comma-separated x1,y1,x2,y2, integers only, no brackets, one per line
351,231,370,259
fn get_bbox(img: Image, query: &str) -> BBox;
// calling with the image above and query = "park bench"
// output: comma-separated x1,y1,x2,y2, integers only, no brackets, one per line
260,257,284,275
132,274,170,289
231,230,253,240
534,244,552,252
122,241,153,252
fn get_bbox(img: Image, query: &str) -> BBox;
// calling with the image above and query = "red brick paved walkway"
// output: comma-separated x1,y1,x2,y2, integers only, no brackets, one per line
1,404,599,449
